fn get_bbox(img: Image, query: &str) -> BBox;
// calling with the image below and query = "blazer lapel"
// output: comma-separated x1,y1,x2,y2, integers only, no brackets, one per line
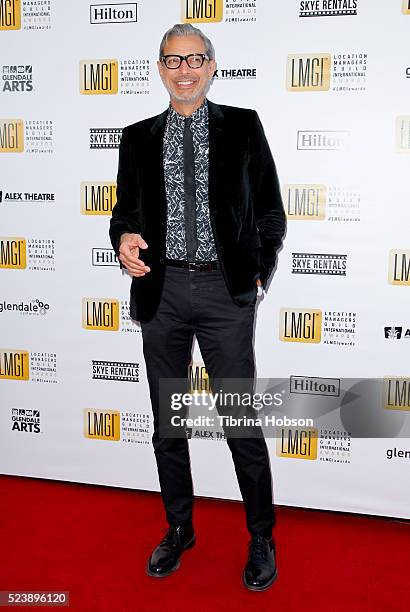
207,100,224,217
146,109,168,220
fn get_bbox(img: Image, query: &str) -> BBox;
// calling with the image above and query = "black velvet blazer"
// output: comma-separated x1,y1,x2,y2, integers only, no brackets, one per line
109,100,286,323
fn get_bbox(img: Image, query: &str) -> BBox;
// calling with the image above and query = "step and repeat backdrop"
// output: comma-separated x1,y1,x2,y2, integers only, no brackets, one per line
1,0,409,519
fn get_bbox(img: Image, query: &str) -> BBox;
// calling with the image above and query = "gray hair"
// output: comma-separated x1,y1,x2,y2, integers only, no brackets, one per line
159,23,215,60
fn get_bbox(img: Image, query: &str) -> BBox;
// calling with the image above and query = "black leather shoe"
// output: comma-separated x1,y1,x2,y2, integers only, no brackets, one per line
243,535,278,591
146,524,195,578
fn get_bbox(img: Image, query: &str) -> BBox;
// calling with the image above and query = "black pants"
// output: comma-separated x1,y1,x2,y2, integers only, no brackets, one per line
141,265,275,538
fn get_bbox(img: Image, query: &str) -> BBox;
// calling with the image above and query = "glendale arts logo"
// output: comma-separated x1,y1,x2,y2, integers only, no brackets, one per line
299,0,358,18
80,59,150,96
11,408,41,433
292,253,347,276
81,182,117,215
388,250,410,285
89,3,137,23
89,128,122,149
1,65,33,93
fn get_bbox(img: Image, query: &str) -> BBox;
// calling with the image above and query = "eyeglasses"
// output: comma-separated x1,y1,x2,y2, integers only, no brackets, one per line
161,54,210,70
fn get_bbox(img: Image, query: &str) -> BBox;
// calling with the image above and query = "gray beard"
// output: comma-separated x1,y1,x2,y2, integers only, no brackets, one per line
165,78,212,105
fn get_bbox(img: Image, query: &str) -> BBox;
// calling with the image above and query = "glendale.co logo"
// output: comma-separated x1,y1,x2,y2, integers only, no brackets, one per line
90,3,137,24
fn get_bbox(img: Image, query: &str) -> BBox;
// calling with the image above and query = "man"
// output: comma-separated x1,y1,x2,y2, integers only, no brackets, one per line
110,23,286,591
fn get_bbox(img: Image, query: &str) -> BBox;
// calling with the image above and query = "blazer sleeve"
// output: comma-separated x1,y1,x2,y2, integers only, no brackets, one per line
248,111,286,289
109,126,142,259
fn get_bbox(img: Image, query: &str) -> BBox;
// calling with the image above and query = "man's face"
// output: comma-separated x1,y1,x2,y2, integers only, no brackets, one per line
158,34,216,106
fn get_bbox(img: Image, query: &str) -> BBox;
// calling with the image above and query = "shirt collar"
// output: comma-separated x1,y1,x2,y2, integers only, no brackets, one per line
167,98,208,127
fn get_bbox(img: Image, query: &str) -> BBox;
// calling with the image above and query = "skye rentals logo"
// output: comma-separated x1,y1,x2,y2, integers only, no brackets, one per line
0,237,26,268
81,182,117,215
0,349,29,380
80,60,118,95
0,0,20,29
279,308,322,343
82,298,119,331
182,0,223,22
0,119,24,152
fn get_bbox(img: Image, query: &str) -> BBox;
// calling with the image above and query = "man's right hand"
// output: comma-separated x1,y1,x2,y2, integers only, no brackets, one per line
119,233,151,277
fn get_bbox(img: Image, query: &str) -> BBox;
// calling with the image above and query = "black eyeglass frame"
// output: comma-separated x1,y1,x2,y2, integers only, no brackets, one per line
161,53,210,69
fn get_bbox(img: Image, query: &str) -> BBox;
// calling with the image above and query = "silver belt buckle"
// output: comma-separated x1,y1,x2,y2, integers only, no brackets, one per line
188,262,196,272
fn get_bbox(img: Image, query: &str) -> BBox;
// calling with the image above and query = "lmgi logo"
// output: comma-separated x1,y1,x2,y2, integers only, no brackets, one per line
85,409,121,440
0,237,26,268
0,119,24,152
0,0,20,29
0,349,29,380
403,0,410,15
287,53,331,91
276,427,318,460
280,308,322,343
81,182,117,215
80,60,118,95
182,0,223,23
188,362,211,393
283,184,326,220
388,250,410,286
384,377,410,411
82,298,119,331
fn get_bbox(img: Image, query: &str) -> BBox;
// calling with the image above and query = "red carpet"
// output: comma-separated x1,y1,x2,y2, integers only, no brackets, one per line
0,475,409,611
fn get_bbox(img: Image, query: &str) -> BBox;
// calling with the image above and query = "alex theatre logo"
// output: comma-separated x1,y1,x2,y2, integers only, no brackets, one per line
80,60,118,95
384,377,410,411
388,250,410,285
81,182,116,215
287,54,331,91
276,427,318,460
280,308,322,343
182,0,223,22
283,184,326,220
0,119,24,152
403,1,410,15
82,298,119,331
84,409,120,441
0,0,20,29
0,237,26,268
0,349,29,380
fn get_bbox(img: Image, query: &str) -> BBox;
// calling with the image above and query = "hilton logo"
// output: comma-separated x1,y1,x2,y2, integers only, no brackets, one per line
0,349,29,380
276,427,318,460
396,116,410,152
89,128,122,149
299,0,358,17
388,250,410,285
0,237,26,268
287,53,331,91
90,3,137,23
403,0,410,14
81,182,117,215
80,60,118,95
290,376,340,396
284,184,326,220
0,119,24,152
279,308,322,343
182,0,223,22
292,253,347,275
82,298,119,331
92,248,119,267
297,130,348,150
384,377,410,410
0,0,20,29
85,409,121,441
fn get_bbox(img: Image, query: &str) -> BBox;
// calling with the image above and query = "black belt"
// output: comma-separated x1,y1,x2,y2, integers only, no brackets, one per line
165,258,219,272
